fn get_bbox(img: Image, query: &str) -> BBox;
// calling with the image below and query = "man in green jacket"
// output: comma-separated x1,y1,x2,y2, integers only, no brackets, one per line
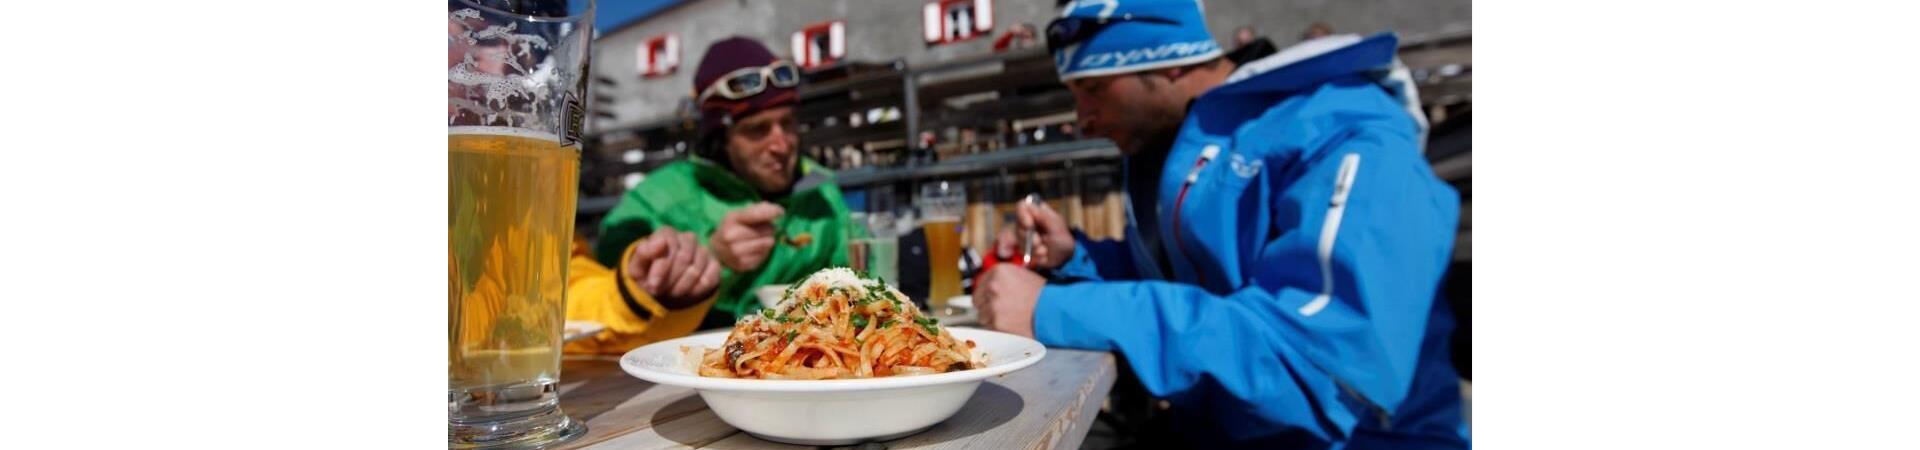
595,36,856,330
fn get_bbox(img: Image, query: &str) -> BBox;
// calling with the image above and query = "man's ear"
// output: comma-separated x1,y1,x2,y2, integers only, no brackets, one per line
1165,66,1188,80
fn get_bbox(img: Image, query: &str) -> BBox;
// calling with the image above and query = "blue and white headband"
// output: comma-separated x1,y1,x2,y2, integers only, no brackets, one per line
1050,0,1223,81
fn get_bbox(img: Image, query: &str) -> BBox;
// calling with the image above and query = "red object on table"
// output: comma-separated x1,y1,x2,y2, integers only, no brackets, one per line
979,249,1027,273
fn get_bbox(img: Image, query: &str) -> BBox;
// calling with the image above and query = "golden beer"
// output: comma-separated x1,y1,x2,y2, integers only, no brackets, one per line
917,181,967,314
922,219,963,312
447,1,590,445
448,127,578,434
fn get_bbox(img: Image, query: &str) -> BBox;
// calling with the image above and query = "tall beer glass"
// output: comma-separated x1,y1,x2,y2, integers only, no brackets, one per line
448,0,592,447
918,181,966,314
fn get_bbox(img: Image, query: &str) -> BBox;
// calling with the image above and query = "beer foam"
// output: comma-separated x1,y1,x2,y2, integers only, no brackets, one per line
448,126,560,142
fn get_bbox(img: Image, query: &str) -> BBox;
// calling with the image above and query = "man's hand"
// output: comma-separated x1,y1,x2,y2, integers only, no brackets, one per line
711,202,784,272
974,265,1045,339
993,200,1076,270
625,226,722,309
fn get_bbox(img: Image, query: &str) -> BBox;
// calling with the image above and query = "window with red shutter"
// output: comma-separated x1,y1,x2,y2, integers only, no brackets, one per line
637,33,679,78
791,21,845,69
923,0,993,46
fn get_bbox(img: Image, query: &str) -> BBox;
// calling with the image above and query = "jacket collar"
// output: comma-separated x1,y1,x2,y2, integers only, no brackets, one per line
1205,33,1399,99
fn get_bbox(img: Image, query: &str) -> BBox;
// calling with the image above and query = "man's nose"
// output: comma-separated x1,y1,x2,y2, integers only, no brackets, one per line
1074,102,1098,133
765,124,794,153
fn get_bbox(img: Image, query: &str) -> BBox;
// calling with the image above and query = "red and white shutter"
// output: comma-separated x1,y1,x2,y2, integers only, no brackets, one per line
637,33,680,77
829,21,846,60
792,21,845,68
791,31,809,67
636,41,653,76
924,0,993,45
973,0,992,33
660,34,679,73
923,3,942,43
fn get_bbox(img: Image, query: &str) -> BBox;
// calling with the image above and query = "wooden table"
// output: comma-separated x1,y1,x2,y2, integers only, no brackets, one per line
552,347,1117,450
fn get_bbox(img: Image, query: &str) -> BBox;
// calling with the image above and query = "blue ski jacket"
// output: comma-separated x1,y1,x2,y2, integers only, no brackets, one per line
1035,33,1468,449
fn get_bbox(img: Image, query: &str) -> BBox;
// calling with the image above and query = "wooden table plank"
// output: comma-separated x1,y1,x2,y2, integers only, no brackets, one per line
553,348,1116,449
882,349,1115,450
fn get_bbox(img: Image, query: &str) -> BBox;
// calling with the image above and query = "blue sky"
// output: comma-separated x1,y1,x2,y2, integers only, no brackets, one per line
595,0,685,34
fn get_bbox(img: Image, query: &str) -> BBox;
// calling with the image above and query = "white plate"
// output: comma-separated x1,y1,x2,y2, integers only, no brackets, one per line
620,327,1046,445
563,320,604,343
933,296,979,326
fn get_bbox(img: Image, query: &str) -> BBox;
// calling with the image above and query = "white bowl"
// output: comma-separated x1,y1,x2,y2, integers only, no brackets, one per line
755,284,791,309
619,327,1046,445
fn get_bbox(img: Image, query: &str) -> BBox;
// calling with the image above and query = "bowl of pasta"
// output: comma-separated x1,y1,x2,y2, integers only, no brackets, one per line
619,268,1046,445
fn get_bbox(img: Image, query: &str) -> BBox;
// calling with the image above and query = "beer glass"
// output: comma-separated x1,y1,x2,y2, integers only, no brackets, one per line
864,210,901,288
448,0,592,447
844,211,901,289
846,212,871,274
918,181,966,315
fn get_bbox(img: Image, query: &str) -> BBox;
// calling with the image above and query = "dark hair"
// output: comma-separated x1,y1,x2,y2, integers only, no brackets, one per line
696,129,733,170
1134,56,1227,86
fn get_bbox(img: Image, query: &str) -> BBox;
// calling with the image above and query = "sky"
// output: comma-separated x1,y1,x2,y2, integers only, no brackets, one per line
595,0,685,35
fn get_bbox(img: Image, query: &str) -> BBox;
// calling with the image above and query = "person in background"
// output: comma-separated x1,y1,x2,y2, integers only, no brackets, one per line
1303,21,1336,41
974,0,1463,448
1232,24,1259,48
592,36,859,333
1225,24,1277,64
994,23,1040,52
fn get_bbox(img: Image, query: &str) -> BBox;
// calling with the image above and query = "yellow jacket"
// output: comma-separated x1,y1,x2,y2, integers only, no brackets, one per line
563,238,714,355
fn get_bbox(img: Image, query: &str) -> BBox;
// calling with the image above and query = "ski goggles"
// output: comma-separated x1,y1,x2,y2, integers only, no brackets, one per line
697,61,801,103
1044,13,1182,54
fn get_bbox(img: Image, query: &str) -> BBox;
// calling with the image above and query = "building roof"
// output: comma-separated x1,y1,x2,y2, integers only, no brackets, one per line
595,0,691,37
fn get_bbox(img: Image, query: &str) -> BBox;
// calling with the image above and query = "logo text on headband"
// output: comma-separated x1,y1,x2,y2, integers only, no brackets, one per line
1072,40,1218,71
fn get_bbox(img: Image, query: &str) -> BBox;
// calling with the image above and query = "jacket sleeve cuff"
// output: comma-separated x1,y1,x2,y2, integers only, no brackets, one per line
1051,232,1103,281
617,240,672,320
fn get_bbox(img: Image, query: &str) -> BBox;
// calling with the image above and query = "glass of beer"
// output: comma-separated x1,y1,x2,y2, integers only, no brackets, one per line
845,212,870,274
864,210,901,288
918,181,967,315
448,0,592,447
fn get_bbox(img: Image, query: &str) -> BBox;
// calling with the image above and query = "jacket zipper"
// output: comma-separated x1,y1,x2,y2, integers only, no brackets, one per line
1169,145,1221,287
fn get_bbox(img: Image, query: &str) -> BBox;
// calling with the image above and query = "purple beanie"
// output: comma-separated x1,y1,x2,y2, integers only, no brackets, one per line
694,37,798,139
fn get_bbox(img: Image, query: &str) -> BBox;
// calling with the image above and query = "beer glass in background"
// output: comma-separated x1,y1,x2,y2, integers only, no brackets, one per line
864,210,901,289
862,187,902,287
846,212,870,274
918,181,966,315
448,0,592,447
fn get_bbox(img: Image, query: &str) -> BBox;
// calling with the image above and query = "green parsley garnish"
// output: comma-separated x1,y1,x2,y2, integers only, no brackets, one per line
851,314,870,328
913,315,941,335
783,329,798,341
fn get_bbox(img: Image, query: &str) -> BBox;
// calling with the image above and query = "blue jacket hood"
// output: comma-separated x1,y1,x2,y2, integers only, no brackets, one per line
1211,33,1399,97
1207,33,1428,148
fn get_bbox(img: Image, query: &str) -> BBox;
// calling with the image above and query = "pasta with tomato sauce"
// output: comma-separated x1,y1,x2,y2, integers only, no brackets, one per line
693,268,983,379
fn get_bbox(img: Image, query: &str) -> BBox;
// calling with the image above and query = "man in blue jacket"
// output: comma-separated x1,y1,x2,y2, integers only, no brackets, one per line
973,1,1467,448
